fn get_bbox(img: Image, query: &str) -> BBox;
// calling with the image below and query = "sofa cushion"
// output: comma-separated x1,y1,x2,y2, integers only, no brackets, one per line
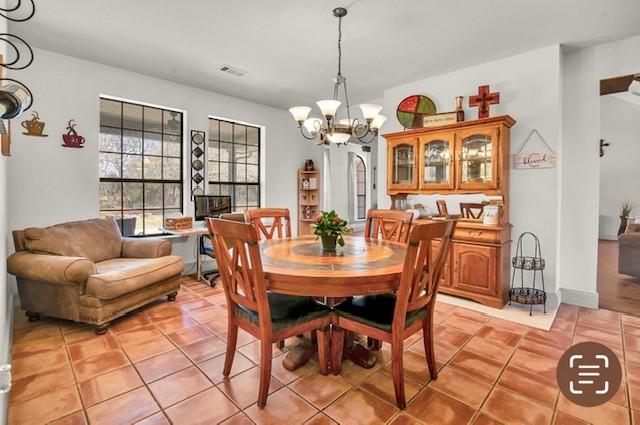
86,256,184,300
23,218,123,263
334,294,426,332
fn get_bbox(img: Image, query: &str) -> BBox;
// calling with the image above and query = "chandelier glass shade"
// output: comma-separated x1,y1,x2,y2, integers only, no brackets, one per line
289,7,385,145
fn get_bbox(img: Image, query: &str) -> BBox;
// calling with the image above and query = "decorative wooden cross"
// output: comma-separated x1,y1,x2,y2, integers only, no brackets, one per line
469,85,500,119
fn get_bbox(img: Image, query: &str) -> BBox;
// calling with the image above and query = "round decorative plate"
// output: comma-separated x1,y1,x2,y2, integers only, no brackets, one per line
191,132,205,145
192,159,204,171
191,187,204,196
396,95,436,129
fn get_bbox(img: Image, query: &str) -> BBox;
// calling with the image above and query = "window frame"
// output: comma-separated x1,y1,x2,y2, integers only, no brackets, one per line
98,97,184,237
206,117,261,212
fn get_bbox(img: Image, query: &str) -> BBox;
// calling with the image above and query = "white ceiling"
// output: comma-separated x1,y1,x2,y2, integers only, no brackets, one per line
13,0,640,109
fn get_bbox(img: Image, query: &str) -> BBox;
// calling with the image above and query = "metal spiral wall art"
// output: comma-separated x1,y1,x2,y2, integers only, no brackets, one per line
0,0,36,142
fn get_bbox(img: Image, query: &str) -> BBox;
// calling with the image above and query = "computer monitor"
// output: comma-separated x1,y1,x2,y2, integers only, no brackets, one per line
194,195,232,221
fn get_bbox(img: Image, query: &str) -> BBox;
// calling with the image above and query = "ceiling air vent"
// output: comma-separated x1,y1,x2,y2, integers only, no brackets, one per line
218,65,247,77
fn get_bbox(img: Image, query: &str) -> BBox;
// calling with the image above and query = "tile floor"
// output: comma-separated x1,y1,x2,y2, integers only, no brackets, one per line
7,277,640,425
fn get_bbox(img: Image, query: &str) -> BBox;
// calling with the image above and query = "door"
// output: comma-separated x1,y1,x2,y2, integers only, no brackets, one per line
387,138,418,191
456,126,499,190
431,239,451,288
419,132,454,191
452,243,497,295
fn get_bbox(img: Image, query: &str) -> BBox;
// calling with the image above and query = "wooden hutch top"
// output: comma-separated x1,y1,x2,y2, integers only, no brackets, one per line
382,115,516,197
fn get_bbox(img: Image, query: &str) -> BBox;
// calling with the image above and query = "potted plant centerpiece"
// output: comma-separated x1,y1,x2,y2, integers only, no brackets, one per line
311,210,352,252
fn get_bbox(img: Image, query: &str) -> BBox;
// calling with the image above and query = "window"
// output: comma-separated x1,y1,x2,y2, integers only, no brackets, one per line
99,98,183,236
207,118,260,211
355,155,366,220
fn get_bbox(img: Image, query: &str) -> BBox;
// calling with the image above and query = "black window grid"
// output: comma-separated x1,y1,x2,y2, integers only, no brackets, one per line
207,118,261,212
99,98,184,236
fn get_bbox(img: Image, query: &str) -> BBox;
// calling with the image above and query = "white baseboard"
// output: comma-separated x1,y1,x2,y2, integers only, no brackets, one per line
558,288,599,309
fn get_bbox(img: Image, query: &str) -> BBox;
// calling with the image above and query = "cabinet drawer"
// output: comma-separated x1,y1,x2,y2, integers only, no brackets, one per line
454,227,501,244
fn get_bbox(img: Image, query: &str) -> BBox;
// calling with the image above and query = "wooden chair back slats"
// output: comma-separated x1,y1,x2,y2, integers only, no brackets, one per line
459,203,485,219
436,200,448,217
205,218,269,319
246,208,292,241
364,209,414,243
393,221,456,326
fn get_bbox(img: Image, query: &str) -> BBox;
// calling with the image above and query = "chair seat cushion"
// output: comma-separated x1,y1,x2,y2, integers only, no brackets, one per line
334,294,426,332
235,293,331,331
86,256,184,300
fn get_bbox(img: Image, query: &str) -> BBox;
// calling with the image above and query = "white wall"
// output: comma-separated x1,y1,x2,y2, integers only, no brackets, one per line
559,35,640,307
6,48,322,270
325,142,372,226
376,45,563,295
598,96,640,240
321,98,382,225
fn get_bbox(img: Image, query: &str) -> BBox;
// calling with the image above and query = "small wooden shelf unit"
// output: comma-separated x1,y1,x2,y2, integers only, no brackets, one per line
298,168,320,236
383,115,516,308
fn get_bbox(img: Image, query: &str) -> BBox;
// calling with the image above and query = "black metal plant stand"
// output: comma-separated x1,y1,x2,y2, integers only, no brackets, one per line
509,232,546,316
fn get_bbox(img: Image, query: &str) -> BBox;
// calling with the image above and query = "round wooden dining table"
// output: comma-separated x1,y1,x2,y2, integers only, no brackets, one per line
259,235,407,297
259,235,407,374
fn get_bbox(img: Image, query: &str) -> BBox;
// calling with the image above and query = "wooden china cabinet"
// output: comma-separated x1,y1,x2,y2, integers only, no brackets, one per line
383,115,515,308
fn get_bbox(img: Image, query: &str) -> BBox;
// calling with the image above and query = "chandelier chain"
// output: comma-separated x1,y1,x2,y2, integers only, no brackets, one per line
335,15,352,124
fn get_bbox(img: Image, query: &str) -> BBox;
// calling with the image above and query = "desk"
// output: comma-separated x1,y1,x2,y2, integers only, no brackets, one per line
163,223,212,285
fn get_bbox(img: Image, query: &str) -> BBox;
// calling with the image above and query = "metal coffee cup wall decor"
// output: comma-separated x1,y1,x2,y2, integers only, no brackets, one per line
61,119,85,148
515,129,556,169
21,111,47,137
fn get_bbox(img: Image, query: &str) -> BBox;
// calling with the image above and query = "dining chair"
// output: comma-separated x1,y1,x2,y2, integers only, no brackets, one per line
246,208,294,349
363,209,414,351
206,218,332,408
364,209,414,243
246,208,292,240
334,220,456,408
435,200,448,217
459,202,485,219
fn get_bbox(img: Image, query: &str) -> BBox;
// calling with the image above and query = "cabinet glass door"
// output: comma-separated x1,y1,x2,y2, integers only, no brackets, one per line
392,143,416,186
459,130,497,188
421,138,453,190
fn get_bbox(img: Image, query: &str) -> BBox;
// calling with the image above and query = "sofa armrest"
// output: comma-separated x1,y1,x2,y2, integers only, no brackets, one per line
627,223,640,233
7,251,97,286
121,238,172,258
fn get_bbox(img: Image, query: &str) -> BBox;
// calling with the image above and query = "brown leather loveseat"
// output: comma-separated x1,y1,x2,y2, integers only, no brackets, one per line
619,222,640,279
7,217,184,334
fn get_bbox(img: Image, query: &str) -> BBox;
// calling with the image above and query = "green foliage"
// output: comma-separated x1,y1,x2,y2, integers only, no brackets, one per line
310,210,353,247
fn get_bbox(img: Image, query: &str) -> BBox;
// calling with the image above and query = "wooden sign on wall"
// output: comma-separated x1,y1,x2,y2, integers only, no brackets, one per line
515,129,556,169
515,151,556,169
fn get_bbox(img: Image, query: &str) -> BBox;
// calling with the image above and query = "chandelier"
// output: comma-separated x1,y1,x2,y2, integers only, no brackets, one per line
289,7,386,145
